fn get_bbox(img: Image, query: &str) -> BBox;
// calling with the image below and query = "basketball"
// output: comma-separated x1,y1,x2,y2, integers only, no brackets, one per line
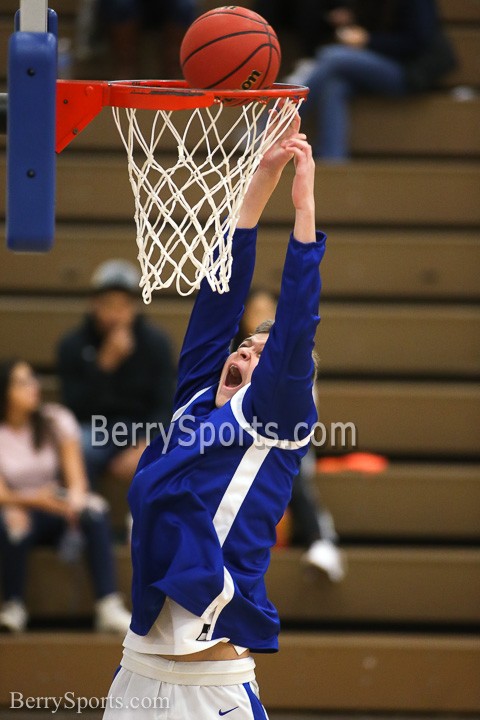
180,6,281,91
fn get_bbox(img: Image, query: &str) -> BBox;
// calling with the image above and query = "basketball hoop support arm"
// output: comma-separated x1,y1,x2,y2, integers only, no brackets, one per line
56,80,217,152
56,80,106,152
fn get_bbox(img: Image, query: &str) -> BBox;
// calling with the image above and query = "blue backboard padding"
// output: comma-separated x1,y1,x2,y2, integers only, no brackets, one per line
7,31,57,251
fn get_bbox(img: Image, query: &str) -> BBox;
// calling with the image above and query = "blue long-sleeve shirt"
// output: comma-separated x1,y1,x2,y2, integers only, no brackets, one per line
128,226,326,652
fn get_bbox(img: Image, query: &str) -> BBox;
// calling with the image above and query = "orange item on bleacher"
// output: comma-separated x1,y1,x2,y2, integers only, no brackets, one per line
275,507,292,548
317,453,389,474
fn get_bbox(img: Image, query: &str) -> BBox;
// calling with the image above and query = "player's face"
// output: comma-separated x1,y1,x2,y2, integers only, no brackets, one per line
215,333,268,408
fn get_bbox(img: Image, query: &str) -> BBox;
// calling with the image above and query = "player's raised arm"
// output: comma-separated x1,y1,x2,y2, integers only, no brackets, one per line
289,137,317,244
237,111,305,229
242,138,326,440
173,112,305,412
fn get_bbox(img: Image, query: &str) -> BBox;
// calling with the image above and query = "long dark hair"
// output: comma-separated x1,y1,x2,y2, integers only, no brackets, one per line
0,359,52,450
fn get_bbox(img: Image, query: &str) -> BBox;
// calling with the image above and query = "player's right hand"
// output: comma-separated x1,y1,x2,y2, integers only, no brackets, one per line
259,107,306,175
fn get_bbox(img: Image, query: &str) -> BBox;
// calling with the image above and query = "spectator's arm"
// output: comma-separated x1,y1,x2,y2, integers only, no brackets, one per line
58,437,89,495
0,474,72,518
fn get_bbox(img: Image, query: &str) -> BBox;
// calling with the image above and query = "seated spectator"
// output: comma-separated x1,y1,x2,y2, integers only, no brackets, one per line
0,359,130,633
234,289,346,581
97,0,198,78
57,260,175,489
284,0,452,160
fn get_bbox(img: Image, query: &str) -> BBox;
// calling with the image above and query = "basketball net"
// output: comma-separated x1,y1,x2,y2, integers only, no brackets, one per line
112,98,303,302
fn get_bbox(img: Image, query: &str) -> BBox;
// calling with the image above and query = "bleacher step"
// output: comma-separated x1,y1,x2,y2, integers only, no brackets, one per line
21,547,480,625
0,631,478,712
28,93,479,159
316,463,480,539
1,295,479,377
1,226,479,302
1,157,479,226
31,373,480,457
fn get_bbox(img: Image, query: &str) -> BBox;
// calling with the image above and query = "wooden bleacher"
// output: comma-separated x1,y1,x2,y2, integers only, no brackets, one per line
1,630,479,712
11,545,479,625
1,156,479,224
0,225,479,299
0,542,479,710
0,0,480,714
1,296,479,377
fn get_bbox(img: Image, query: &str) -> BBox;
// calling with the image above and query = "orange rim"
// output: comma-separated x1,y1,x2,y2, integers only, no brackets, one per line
56,79,308,152
107,80,309,110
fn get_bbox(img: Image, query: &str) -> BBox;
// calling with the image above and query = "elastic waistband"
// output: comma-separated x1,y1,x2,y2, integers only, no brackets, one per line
121,648,256,686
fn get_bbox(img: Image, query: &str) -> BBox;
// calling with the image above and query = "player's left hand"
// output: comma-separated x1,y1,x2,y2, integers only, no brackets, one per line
282,137,315,213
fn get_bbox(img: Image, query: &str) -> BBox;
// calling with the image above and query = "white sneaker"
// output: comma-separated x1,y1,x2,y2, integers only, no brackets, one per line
0,600,28,632
302,539,347,582
95,593,131,634
125,512,133,546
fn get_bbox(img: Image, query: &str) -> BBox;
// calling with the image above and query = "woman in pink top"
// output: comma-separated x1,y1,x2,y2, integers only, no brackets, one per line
0,359,130,633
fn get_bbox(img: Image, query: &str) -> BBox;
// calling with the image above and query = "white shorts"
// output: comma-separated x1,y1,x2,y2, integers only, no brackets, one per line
103,649,269,719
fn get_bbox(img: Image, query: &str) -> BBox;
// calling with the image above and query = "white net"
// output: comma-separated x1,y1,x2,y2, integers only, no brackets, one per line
112,97,303,302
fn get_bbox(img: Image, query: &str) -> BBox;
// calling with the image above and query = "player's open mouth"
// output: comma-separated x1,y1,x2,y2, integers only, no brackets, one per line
225,363,243,388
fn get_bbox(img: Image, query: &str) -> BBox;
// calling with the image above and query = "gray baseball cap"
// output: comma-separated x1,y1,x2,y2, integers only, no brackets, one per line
91,259,141,295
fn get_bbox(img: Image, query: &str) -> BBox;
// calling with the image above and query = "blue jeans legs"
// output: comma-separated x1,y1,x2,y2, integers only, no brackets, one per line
302,45,407,160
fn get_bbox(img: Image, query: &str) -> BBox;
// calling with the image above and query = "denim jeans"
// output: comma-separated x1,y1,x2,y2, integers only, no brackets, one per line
302,44,407,160
0,507,118,603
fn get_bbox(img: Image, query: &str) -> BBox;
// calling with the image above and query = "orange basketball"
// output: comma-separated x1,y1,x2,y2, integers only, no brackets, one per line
180,6,281,91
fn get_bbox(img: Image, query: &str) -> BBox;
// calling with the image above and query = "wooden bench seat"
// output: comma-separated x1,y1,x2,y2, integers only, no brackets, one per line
98,462,480,541
350,95,480,157
1,225,479,301
317,379,480,457
1,156,478,226
47,93,480,159
1,630,479,711
33,374,480,457
0,228,480,302
439,0,480,23
1,296,479,378
18,546,480,627
445,27,480,86
317,462,480,539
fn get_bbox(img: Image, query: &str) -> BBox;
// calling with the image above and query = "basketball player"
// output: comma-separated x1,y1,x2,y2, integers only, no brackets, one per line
103,116,326,719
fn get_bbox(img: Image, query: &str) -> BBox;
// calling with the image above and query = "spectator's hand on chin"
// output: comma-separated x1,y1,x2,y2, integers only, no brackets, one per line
98,324,135,371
